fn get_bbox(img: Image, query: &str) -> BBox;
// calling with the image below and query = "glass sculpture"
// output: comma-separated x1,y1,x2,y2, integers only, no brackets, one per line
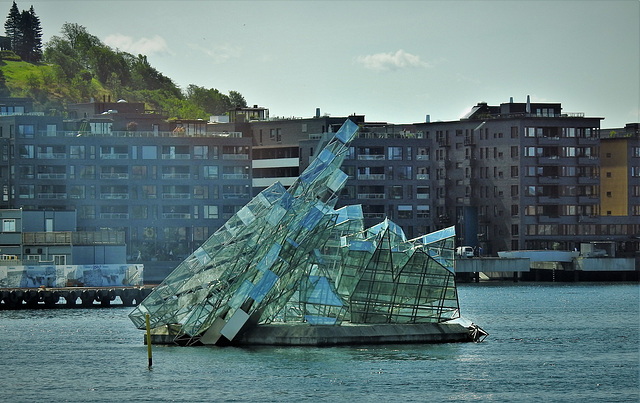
129,120,460,345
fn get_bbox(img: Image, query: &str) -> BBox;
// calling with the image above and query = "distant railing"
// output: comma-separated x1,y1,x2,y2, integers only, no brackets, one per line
36,130,243,138
21,231,125,245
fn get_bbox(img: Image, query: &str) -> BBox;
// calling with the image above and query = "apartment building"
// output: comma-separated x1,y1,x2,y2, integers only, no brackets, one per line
414,99,639,255
0,96,637,262
0,98,252,260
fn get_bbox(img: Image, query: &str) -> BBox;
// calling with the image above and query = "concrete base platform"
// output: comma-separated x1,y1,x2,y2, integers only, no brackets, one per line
147,322,474,346
236,322,473,346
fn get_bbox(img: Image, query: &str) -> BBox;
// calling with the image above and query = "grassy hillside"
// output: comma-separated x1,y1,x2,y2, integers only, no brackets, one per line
1,57,111,111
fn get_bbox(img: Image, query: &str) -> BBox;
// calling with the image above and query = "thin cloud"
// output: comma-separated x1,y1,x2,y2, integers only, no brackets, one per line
187,43,242,64
104,34,172,56
356,50,430,71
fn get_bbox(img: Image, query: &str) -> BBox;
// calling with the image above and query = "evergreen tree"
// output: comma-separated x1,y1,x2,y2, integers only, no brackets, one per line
4,2,42,62
4,1,21,51
18,6,42,62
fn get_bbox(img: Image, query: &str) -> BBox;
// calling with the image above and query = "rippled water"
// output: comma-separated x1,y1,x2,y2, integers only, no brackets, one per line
1,283,638,402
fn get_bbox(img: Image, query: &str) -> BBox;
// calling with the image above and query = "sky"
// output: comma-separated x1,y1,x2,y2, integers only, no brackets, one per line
20,0,640,127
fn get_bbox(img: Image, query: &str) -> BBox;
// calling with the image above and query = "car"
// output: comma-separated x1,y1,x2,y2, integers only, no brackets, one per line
456,246,474,258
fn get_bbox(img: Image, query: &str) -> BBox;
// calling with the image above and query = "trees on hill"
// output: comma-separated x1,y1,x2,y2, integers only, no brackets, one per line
2,12,249,119
4,2,42,62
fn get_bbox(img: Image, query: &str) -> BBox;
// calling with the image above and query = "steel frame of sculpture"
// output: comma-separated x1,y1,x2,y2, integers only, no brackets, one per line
129,119,460,345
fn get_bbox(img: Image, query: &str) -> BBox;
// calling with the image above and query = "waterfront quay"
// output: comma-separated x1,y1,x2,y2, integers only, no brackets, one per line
0,286,153,309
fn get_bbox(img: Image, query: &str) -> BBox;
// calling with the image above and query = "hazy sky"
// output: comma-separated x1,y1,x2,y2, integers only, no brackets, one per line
24,0,640,127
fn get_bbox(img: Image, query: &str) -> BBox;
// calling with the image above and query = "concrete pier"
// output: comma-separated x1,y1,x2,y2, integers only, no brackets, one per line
0,286,153,309
146,322,478,346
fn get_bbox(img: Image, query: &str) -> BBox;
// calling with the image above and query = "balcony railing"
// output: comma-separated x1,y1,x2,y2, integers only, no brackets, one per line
37,193,67,199
358,155,385,160
162,173,190,179
99,213,129,219
162,213,191,219
37,173,66,179
161,154,191,160
37,153,66,159
100,153,129,159
222,174,249,180
162,193,190,199
357,193,385,199
100,173,129,179
100,193,129,200
357,174,385,180
222,154,249,160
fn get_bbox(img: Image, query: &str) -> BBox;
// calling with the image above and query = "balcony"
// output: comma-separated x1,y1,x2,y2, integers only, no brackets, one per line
578,176,599,184
537,156,560,165
22,231,71,245
37,153,66,159
162,213,191,219
578,195,599,204
222,193,250,199
537,176,560,184
162,173,190,179
416,174,430,180
37,173,66,179
416,194,430,200
536,196,559,204
100,173,129,179
222,154,249,160
100,193,129,200
538,215,561,223
363,213,385,219
578,156,599,165
357,174,385,180
100,153,129,159
222,174,249,180
357,193,385,199
536,136,560,145
358,154,385,161
99,213,129,219
161,153,191,160
37,193,67,199
162,193,190,199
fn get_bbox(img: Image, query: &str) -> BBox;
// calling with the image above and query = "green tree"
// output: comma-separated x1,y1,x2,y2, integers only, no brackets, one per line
229,90,247,108
4,2,20,51
186,85,232,115
17,6,42,62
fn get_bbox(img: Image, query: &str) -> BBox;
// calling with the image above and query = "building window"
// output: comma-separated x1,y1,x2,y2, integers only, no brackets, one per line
511,166,519,178
204,206,219,219
397,205,413,219
142,146,157,159
204,166,218,179
387,146,403,160
193,145,209,159
511,204,519,216
2,219,15,232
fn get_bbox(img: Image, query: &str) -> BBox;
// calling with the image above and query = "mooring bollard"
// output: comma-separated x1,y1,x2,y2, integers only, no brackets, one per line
145,313,152,369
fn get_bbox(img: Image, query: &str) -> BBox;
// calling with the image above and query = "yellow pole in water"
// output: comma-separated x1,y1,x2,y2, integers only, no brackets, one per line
145,313,152,368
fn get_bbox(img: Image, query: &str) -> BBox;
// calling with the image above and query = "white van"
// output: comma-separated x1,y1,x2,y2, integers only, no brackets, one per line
456,246,474,258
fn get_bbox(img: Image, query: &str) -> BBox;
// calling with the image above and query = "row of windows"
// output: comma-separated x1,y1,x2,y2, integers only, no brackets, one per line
344,146,423,161
341,185,431,200
524,127,598,138
525,224,639,236
17,145,250,160
16,165,250,180
523,146,598,157
15,184,251,200
69,204,243,220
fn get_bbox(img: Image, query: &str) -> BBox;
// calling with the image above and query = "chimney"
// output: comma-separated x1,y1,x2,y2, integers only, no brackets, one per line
526,95,531,114
426,114,430,123
316,108,321,118
510,97,513,103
